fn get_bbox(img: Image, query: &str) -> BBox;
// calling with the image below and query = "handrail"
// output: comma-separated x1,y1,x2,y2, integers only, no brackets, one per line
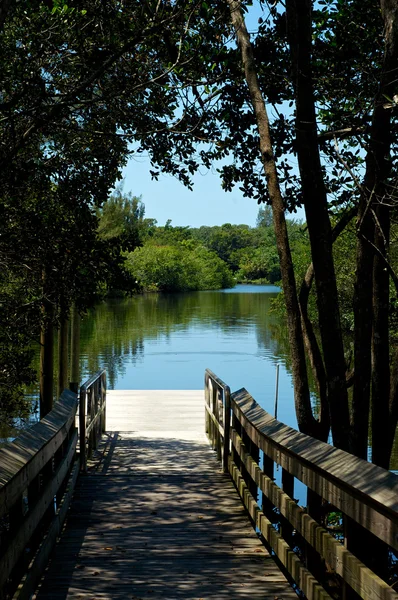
0,370,107,599
204,369,231,472
79,369,106,472
204,371,398,600
232,388,398,544
0,389,79,600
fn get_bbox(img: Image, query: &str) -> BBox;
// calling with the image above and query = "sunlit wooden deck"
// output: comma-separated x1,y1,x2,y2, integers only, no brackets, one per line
34,390,297,599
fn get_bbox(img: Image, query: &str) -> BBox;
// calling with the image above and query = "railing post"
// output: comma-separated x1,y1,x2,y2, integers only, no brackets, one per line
101,370,106,433
262,452,275,524
231,408,241,473
89,386,95,455
305,488,326,586
215,386,222,461
280,468,294,547
79,385,87,472
78,370,106,472
210,380,216,450
204,371,210,435
69,305,80,394
211,382,216,451
223,386,231,473
242,425,258,503
343,517,388,599
92,384,99,451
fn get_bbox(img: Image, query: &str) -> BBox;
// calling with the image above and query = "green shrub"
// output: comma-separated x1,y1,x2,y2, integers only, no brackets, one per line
125,243,234,292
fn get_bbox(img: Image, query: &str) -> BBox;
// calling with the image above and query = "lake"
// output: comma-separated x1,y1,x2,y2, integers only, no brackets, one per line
4,283,397,470
77,283,397,471
78,284,300,428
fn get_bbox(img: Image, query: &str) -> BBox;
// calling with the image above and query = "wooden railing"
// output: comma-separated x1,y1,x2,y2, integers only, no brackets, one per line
79,369,106,472
204,369,398,600
0,389,79,600
204,369,231,472
0,370,107,599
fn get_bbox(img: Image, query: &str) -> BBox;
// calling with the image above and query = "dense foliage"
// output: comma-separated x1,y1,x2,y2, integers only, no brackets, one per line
0,0,397,483
0,0,230,420
116,201,307,292
126,243,234,292
0,0,397,592
213,0,398,478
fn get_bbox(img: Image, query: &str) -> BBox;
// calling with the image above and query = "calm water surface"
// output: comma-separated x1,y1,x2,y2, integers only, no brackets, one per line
79,284,300,428
78,284,397,470
4,284,396,470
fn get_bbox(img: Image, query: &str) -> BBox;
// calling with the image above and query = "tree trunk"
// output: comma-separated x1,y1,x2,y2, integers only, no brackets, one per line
226,0,320,438
298,208,357,439
298,265,329,440
345,5,398,582
69,304,80,394
40,301,54,419
368,0,398,467
371,204,390,467
387,347,398,463
57,308,69,399
351,203,374,459
285,0,350,451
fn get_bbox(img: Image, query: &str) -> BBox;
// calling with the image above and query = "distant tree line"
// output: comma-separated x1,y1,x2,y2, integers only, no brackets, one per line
0,0,231,424
0,0,397,489
97,194,310,293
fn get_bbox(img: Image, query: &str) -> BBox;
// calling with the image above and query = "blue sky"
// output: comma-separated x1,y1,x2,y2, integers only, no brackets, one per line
122,155,263,228
121,3,306,229
120,5,266,229
122,143,305,229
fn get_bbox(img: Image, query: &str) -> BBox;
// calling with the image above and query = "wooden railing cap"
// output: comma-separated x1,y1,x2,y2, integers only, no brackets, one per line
231,388,398,517
0,390,78,514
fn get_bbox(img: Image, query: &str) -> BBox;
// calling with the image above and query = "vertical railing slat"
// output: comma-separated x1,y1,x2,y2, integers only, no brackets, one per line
79,384,87,473
79,370,107,472
223,386,231,473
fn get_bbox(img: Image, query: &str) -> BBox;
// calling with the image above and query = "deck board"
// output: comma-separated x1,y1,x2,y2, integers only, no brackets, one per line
34,390,297,599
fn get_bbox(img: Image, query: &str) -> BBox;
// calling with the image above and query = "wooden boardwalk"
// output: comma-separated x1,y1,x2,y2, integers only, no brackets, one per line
34,390,297,599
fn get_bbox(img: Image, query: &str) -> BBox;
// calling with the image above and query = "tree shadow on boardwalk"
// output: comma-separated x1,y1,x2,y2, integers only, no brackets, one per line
34,432,297,600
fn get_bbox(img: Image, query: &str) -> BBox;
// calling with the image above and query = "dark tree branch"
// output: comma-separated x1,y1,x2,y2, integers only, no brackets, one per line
227,0,320,439
298,205,357,433
318,126,368,141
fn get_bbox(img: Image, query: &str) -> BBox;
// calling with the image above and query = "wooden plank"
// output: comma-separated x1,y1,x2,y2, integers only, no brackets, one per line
33,390,297,600
223,387,231,473
15,458,80,600
231,388,398,550
231,429,398,600
85,402,106,436
228,456,332,600
0,390,77,517
105,390,205,440
0,430,78,590
204,402,225,437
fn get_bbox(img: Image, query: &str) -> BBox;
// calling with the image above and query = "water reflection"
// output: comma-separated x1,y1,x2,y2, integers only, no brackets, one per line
3,285,396,469
77,286,397,470
79,285,292,420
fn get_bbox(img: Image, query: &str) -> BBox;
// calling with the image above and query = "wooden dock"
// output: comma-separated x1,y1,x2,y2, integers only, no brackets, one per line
33,390,297,599
2,372,397,600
